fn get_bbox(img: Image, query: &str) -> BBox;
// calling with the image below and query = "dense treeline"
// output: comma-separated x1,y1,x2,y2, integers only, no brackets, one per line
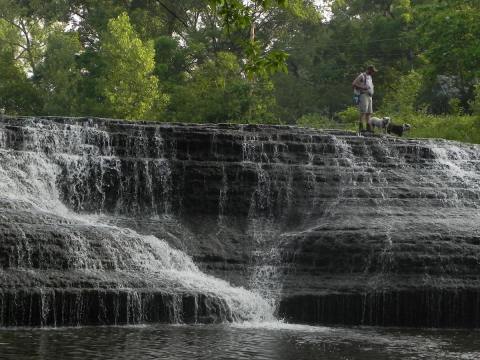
0,0,479,141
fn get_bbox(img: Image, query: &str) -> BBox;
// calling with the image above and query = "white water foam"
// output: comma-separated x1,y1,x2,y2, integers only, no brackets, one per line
230,320,332,332
428,141,480,207
0,122,276,323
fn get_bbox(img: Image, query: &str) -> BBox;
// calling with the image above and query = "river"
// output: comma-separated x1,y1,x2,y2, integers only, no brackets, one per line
1,323,479,359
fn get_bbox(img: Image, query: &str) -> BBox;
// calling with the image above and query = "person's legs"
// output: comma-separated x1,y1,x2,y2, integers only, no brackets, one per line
365,96,373,132
358,94,368,133
358,113,365,132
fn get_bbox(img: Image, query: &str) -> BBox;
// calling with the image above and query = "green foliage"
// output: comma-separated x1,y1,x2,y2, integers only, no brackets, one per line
336,106,359,130
37,31,83,115
296,113,342,129
95,13,167,120
0,0,51,76
168,52,277,124
0,50,42,114
244,43,289,79
209,0,290,78
381,70,423,115
0,0,480,146
0,19,42,114
153,36,190,84
416,1,480,110
448,98,463,116
469,85,480,116
209,0,288,30
417,1,480,80
404,114,480,144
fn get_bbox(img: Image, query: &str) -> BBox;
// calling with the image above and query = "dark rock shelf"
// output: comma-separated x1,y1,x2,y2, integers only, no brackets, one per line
1,116,480,327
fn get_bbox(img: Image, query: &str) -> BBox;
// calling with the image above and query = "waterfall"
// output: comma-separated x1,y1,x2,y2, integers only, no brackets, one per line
0,118,274,326
242,131,291,317
427,140,480,206
4,117,480,328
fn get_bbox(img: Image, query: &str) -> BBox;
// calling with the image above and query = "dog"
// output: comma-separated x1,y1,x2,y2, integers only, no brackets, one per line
368,116,391,133
386,123,411,137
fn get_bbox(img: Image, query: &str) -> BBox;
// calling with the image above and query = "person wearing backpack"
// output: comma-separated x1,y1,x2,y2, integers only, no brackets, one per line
352,65,377,133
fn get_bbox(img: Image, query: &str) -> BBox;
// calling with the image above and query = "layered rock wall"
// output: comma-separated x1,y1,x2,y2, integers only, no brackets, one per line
1,116,480,327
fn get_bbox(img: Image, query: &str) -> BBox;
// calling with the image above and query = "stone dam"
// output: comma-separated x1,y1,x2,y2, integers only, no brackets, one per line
1,116,480,328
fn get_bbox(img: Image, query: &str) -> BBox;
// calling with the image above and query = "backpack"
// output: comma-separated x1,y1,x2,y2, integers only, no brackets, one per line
353,94,360,105
352,73,367,105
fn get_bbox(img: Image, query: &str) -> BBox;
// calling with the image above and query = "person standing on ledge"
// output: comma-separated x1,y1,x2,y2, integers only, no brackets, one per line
352,65,377,134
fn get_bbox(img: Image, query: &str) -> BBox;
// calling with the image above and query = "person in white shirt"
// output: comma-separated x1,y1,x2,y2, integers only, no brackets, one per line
352,65,377,133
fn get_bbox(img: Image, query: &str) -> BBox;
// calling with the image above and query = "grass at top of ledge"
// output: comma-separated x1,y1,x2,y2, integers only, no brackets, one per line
393,114,480,144
296,111,480,145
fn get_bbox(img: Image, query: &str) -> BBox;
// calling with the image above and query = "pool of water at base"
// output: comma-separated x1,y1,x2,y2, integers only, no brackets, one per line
0,322,479,360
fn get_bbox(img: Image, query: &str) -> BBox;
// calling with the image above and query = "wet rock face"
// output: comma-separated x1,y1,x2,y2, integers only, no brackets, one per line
1,116,480,327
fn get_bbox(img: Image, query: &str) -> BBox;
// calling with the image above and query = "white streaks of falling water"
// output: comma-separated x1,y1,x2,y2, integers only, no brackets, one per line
0,122,275,323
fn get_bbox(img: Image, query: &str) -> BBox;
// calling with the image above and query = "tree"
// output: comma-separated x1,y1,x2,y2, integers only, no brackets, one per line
271,0,418,122
208,0,294,77
0,0,50,77
381,70,423,114
95,12,167,120
167,51,276,123
416,1,480,112
0,18,42,114
37,31,83,115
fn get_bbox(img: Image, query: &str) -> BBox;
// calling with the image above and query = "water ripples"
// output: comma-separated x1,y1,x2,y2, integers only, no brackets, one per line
1,324,479,360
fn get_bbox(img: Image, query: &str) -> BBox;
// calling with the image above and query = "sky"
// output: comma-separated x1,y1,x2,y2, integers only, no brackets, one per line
314,0,333,21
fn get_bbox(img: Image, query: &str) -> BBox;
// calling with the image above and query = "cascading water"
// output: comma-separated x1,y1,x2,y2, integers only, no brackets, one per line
427,140,480,206
241,131,293,316
0,117,274,326
3,117,480,328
